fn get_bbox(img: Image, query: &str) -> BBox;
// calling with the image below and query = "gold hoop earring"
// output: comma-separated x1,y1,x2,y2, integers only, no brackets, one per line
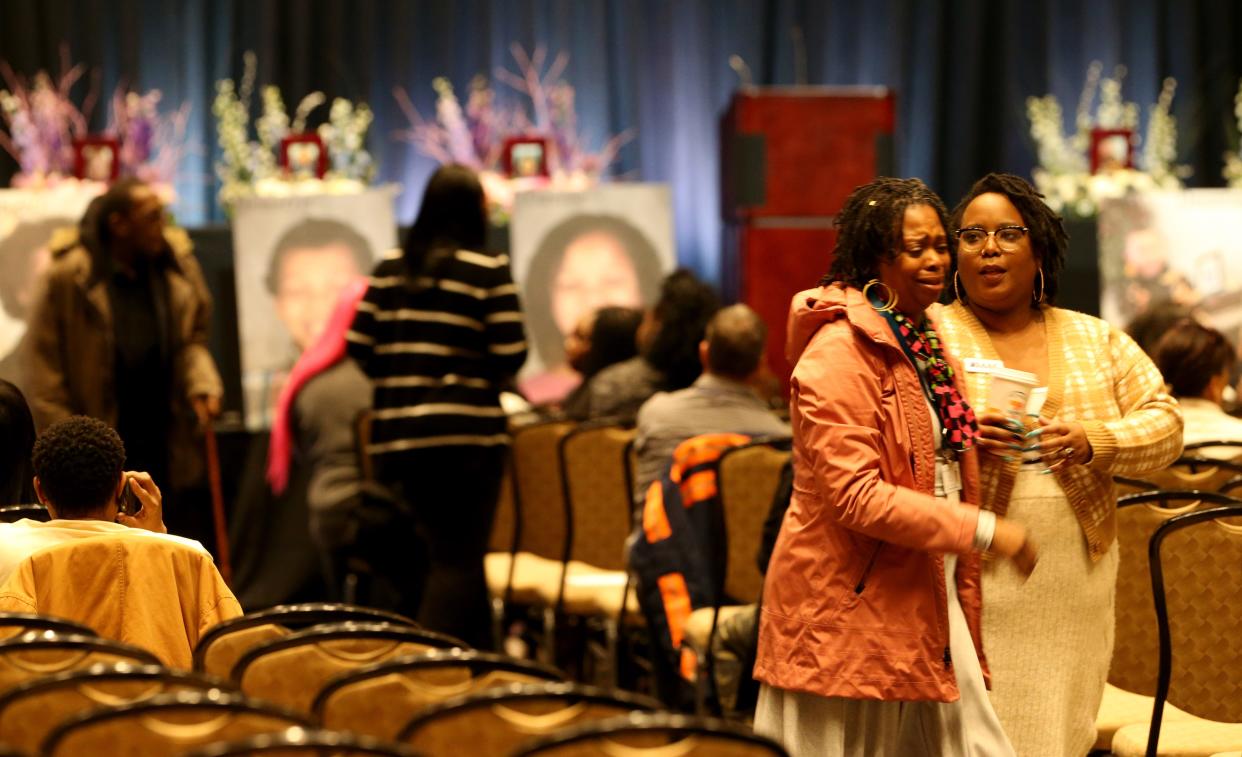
863,279,898,312
1033,269,1046,305
954,271,965,302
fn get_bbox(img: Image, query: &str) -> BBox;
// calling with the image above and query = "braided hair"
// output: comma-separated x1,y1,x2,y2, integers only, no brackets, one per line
949,172,1068,306
822,177,950,288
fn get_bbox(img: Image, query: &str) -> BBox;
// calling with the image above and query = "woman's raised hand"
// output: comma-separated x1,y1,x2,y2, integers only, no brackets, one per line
1030,418,1092,472
974,410,1027,460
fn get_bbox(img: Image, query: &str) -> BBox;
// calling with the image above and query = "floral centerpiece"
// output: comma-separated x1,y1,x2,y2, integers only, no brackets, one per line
1224,79,1242,189
394,44,633,220
1027,62,1188,217
0,53,185,196
213,52,375,207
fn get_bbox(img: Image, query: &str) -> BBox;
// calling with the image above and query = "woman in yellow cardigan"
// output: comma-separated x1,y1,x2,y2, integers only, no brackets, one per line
933,173,1182,757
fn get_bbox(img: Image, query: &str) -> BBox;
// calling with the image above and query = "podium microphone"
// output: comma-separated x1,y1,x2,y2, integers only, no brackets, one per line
729,55,753,88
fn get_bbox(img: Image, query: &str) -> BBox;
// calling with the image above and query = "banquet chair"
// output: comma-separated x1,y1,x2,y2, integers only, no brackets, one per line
396,681,662,757
512,711,790,757
0,631,159,697
41,689,311,757
1111,505,1242,756
0,661,228,755
184,727,421,757
483,420,576,659
543,423,641,682
193,602,419,680
1217,476,1242,499
232,621,465,714
1114,476,1159,498
0,611,93,640
0,504,48,523
682,441,790,714
1181,440,1242,462
1096,491,1239,751
1144,457,1242,493
313,648,564,739
479,451,519,650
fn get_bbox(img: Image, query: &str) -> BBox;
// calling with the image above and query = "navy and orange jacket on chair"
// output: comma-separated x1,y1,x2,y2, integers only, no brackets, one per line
629,431,750,680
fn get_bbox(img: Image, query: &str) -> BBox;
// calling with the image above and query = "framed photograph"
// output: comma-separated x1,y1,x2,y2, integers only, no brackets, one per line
509,184,676,400
502,136,549,178
280,133,329,179
72,137,121,182
1090,129,1134,174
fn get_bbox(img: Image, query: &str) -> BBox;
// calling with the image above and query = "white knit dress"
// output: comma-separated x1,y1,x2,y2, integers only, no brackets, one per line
981,467,1119,756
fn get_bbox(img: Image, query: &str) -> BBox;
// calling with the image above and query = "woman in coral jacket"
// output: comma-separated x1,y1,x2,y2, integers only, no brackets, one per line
752,178,1037,757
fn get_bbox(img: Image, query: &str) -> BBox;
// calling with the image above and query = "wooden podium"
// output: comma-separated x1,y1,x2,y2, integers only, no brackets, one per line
721,86,895,386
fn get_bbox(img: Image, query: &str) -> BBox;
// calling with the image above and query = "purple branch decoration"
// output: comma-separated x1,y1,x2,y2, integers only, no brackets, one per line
0,46,189,191
393,43,634,217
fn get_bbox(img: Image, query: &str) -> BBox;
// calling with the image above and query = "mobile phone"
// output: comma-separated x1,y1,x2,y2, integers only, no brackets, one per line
119,476,142,516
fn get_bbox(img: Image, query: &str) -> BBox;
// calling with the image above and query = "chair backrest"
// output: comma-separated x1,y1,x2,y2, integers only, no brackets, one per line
1146,504,1242,752
1181,440,1242,462
559,424,638,570
511,420,576,560
0,532,241,668
314,648,565,740
233,622,466,714
716,442,791,604
512,712,790,757
41,689,311,757
0,631,159,697
0,504,49,523
1144,457,1242,493
1113,476,1158,498
397,682,662,757
1110,491,1240,694
194,603,419,679
0,612,94,640
184,727,420,756
0,661,228,755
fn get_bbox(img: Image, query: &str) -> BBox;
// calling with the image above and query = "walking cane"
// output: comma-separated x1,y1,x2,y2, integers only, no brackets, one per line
204,423,233,584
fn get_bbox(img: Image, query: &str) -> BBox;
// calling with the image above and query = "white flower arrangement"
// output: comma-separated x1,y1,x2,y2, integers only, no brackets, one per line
1027,62,1189,217
1224,79,1242,189
213,52,374,208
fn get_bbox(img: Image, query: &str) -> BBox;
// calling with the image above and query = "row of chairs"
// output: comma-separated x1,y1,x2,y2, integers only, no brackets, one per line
484,419,791,704
0,605,789,756
1115,446,1242,496
1094,477,1242,756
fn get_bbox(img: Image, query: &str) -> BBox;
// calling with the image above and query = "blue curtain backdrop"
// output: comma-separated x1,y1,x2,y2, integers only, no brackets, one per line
2,0,1240,287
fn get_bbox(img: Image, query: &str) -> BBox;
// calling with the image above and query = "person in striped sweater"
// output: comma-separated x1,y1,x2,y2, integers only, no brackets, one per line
347,164,527,647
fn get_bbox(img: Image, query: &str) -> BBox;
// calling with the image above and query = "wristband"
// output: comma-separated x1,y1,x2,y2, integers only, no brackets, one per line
973,510,997,551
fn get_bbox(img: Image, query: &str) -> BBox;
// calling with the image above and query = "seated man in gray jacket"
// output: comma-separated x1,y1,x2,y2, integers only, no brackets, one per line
633,304,790,501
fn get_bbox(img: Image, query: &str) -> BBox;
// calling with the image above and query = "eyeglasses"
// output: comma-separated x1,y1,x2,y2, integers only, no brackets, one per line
954,225,1029,253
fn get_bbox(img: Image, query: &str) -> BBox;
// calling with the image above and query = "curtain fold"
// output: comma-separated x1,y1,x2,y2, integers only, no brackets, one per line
2,0,1239,285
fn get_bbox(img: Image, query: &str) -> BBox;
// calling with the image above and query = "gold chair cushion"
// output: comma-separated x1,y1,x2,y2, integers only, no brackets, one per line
683,605,753,652
1113,718,1242,756
484,552,563,606
1095,682,1197,751
557,563,641,618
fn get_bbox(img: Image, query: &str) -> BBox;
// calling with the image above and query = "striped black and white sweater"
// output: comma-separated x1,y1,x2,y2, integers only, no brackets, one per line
346,249,527,457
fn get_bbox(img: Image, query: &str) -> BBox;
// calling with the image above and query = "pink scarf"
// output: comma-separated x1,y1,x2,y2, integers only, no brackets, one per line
266,277,370,494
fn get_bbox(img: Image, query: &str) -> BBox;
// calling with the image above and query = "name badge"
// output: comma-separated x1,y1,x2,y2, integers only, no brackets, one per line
940,460,963,495
964,358,1003,374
